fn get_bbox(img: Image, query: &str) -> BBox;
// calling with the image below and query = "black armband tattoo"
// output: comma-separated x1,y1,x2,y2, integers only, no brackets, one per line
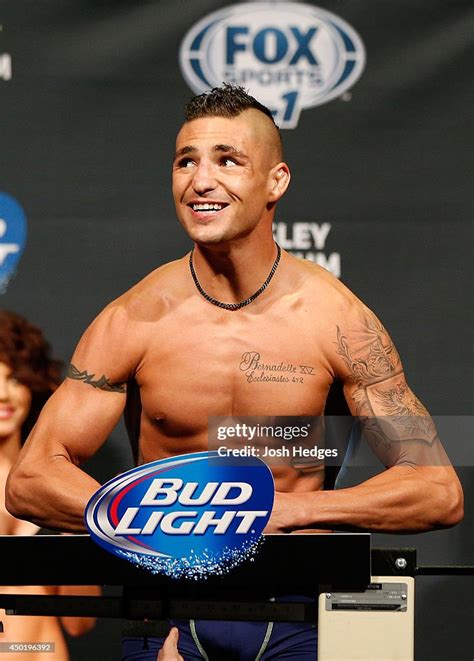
67,363,127,393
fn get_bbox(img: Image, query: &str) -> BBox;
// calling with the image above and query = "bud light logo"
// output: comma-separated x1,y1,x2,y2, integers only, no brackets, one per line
85,451,274,579
0,193,27,293
179,2,366,128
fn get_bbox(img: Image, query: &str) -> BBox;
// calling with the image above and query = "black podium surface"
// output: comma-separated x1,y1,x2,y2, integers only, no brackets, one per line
0,536,469,625
0,534,373,624
1,533,370,593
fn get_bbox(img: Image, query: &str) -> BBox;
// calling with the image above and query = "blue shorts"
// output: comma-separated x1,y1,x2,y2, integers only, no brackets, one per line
122,619,317,660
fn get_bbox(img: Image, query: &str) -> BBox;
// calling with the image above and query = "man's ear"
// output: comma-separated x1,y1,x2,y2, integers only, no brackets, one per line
268,163,291,202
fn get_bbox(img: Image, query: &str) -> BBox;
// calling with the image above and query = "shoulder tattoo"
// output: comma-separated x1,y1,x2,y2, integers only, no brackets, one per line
335,318,437,450
335,315,401,417
336,317,400,384
67,363,127,393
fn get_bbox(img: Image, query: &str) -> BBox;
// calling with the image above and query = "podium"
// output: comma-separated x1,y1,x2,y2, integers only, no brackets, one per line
0,534,417,660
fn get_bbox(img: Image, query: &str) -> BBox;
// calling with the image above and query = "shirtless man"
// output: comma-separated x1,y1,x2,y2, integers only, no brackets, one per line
6,85,463,659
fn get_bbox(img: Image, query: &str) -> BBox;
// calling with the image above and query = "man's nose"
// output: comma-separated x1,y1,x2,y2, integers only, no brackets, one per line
191,161,217,195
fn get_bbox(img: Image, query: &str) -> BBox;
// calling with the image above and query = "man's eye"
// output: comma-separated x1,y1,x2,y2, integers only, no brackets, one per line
179,159,195,168
222,158,237,167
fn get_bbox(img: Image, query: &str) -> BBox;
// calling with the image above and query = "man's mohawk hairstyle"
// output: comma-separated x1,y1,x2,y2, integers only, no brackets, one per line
184,83,279,131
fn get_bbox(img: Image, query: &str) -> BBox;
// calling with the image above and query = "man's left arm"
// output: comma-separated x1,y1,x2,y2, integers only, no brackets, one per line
268,304,464,533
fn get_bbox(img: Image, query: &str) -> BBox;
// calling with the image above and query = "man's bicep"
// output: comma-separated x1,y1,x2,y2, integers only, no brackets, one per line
333,305,447,468
23,379,127,465
334,306,402,415
21,303,139,462
68,301,139,389
344,373,452,468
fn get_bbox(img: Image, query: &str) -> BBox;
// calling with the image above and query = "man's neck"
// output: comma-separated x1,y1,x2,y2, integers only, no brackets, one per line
192,237,280,304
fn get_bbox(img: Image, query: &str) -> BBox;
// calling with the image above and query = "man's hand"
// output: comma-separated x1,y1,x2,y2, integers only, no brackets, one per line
264,491,304,533
265,491,331,533
157,627,183,661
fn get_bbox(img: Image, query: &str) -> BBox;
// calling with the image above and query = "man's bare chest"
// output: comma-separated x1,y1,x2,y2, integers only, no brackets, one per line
135,314,333,429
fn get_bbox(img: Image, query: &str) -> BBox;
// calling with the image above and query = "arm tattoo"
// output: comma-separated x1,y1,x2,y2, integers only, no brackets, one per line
373,382,428,418
336,316,436,458
372,383,436,445
336,316,401,416
67,363,127,393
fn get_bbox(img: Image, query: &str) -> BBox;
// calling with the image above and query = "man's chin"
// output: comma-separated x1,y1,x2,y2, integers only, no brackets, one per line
188,228,233,246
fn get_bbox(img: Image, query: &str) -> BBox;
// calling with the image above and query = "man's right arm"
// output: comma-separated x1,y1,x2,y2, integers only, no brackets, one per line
6,302,139,532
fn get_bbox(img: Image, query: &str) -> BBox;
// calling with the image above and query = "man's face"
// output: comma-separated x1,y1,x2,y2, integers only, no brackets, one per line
172,110,286,246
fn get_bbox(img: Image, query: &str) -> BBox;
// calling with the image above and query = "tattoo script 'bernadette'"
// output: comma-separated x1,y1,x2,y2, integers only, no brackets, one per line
239,351,315,385
67,364,127,393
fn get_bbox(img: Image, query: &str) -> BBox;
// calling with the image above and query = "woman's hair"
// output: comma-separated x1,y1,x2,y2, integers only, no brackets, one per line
0,310,62,441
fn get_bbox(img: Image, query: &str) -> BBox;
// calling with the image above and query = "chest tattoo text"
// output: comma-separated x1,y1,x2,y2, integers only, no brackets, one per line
239,351,315,385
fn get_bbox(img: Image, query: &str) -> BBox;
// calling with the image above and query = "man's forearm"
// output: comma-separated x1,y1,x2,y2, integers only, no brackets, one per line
277,465,463,533
6,455,100,532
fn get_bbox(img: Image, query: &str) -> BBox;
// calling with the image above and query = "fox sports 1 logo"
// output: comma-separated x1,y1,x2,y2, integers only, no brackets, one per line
85,451,274,579
179,1,366,128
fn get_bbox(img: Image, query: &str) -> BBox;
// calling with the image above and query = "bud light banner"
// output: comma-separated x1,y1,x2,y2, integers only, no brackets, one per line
85,451,274,579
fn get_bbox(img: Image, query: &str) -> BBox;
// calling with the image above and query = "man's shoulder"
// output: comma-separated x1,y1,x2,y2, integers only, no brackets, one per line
73,257,189,367
102,256,189,323
288,253,362,316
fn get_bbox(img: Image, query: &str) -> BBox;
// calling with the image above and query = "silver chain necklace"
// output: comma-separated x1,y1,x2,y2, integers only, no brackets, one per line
189,244,282,311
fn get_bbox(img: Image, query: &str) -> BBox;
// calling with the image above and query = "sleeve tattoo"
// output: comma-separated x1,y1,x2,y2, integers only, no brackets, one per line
336,314,437,462
67,363,127,393
336,315,401,416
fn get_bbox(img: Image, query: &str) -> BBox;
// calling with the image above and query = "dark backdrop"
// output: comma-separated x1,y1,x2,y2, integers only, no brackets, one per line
1,1,472,659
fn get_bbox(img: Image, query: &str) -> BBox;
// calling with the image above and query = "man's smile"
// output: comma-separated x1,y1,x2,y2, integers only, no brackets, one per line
186,200,230,220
